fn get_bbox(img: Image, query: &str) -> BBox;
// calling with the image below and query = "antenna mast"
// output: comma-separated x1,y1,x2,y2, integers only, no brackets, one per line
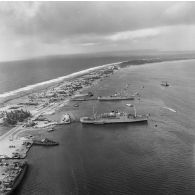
133,106,137,117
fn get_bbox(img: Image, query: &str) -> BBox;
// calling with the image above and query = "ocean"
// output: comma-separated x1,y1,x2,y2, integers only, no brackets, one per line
14,59,195,195
0,55,131,95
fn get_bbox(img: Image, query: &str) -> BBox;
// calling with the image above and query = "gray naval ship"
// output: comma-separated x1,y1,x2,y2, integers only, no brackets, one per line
80,106,148,124
97,94,135,101
98,85,136,101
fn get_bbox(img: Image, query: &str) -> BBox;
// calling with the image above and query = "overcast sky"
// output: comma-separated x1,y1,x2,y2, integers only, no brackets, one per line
0,1,195,61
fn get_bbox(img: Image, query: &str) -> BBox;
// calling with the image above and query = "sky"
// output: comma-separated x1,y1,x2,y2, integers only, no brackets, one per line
0,1,195,61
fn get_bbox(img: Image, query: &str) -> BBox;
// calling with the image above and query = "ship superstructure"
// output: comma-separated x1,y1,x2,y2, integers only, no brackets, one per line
97,94,135,101
80,105,148,124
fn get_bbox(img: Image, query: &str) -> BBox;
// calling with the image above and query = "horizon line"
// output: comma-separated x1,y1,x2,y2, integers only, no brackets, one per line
1,50,195,63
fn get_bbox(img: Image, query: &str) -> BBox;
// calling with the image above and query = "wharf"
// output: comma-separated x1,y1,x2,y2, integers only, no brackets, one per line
0,160,27,195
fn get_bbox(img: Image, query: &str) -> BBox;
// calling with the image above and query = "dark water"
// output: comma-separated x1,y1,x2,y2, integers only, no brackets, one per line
17,60,195,195
0,56,130,94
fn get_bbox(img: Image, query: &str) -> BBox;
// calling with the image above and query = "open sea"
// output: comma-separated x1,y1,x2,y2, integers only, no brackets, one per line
4,58,195,194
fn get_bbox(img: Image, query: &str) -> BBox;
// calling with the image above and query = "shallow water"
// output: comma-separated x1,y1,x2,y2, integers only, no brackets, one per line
16,60,195,195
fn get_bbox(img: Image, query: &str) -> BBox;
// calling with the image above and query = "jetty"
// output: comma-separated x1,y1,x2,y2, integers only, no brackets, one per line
0,160,27,195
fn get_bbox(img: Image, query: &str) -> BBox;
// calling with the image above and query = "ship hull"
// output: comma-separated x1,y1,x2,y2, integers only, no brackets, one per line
98,97,134,101
161,84,169,87
33,141,59,146
80,117,148,124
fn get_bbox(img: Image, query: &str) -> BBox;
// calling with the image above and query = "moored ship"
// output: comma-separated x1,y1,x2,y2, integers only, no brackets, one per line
80,106,148,124
97,92,135,101
33,138,59,146
98,95,135,101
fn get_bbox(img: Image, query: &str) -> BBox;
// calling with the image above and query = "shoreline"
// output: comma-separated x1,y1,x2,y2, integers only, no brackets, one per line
0,61,121,194
0,57,195,139
1,56,195,106
0,56,195,194
0,61,124,105
0,62,120,156
1,56,195,140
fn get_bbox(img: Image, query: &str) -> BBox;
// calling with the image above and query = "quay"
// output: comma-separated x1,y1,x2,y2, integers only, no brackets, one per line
0,160,27,195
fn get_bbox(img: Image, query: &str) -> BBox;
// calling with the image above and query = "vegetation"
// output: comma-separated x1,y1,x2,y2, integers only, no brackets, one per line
3,109,32,125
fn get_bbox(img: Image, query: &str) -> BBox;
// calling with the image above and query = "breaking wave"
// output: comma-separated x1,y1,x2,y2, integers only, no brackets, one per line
0,61,122,100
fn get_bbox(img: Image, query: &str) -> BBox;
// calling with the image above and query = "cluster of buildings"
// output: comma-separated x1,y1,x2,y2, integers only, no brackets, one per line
0,65,119,194
28,65,118,105
0,65,118,126
0,65,118,129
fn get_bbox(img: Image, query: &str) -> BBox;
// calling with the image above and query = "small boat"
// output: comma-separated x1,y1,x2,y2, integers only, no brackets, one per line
161,81,169,87
47,128,54,132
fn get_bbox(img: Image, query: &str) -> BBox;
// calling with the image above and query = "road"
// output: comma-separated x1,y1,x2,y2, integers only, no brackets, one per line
0,100,67,142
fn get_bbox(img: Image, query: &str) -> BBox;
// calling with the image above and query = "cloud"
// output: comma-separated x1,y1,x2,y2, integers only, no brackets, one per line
79,42,100,47
0,2,172,39
0,2,195,61
1,2,195,41
108,28,164,42
163,2,195,24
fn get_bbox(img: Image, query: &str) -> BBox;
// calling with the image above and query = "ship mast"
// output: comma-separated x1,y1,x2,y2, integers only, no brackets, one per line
133,106,137,117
